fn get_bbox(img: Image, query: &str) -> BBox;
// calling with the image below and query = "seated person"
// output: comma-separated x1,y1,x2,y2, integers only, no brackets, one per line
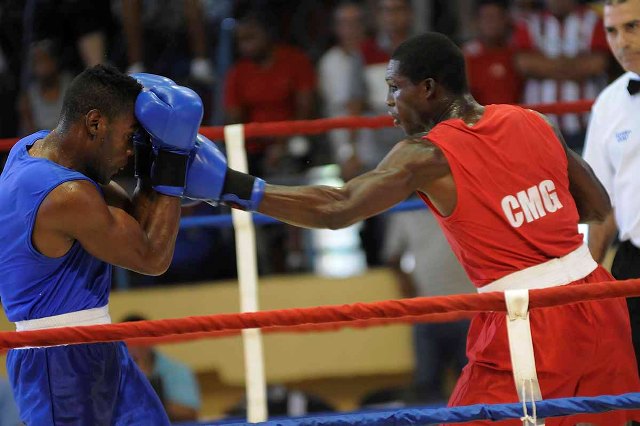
0,375,20,426
123,314,201,422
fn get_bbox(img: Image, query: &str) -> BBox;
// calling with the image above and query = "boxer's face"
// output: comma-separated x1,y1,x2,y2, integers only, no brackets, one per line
87,109,136,184
385,59,429,135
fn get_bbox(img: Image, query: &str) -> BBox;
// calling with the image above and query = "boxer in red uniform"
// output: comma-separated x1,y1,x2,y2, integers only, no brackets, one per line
178,32,640,425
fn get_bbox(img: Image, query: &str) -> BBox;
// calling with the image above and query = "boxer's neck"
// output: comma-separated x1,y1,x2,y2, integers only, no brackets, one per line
31,128,89,173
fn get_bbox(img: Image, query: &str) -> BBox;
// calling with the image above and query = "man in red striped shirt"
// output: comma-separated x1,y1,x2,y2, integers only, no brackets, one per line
463,0,522,105
513,0,610,152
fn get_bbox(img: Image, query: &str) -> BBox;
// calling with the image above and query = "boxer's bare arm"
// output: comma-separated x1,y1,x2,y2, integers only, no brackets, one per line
588,211,617,263
533,111,611,223
101,181,133,211
100,179,172,229
564,143,611,223
32,180,181,275
257,138,450,229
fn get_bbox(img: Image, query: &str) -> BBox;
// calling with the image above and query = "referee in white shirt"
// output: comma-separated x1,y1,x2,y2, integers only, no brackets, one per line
583,0,640,377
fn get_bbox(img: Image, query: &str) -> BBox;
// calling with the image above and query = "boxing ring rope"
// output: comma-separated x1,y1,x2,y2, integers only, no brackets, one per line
218,393,640,426
2,278,640,350
1,99,614,424
122,311,474,347
2,279,640,424
0,100,593,151
0,311,472,353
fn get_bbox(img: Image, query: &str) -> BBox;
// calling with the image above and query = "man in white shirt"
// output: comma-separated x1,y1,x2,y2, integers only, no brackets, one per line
317,1,366,164
583,0,640,376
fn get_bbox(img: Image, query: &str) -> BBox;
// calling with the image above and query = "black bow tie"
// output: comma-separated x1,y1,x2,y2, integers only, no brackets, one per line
628,79,640,95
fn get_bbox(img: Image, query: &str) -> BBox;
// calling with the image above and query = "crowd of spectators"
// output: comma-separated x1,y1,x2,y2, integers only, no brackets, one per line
0,0,617,288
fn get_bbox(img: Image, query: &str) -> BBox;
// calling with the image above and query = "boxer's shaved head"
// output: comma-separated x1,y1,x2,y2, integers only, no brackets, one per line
59,64,141,129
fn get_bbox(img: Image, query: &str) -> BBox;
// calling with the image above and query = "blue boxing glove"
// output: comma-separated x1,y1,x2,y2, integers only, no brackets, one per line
183,134,265,211
135,85,203,196
130,72,175,89
129,73,175,179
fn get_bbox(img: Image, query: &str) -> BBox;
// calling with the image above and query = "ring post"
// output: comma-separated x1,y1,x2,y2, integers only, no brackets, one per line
224,124,268,422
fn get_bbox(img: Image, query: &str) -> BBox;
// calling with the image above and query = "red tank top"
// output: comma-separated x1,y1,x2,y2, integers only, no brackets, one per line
420,104,584,287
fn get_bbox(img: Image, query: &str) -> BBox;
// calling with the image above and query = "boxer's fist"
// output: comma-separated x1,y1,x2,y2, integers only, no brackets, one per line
135,85,203,154
135,85,203,196
130,72,175,89
183,134,265,211
129,73,175,178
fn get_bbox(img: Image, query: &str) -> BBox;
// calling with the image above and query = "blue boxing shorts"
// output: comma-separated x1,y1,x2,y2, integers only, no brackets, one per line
6,342,170,425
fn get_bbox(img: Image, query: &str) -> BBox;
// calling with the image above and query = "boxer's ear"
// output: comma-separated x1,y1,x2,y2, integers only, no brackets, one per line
423,78,436,100
85,109,101,137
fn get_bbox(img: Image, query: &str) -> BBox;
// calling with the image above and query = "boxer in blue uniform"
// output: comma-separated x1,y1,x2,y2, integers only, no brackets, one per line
0,66,203,425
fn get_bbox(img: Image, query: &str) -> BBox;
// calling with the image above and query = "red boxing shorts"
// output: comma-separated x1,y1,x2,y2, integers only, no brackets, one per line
448,266,640,425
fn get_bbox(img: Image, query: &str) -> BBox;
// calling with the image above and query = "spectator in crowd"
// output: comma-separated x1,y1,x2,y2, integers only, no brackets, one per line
0,0,24,139
583,0,640,379
113,0,215,125
346,0,414,266
289,0,342,63
116,0,214,86
0,376,20,426
226,384,334,418
0,46,18,142
384,205,471,403
224,8,316,177
18,39,72,135
22,0,110,70
513,0,610,152
224,8,317,274
512,0,545,20
463,0,522,105
357,0,413,139
123,314,201,422
19,0,110,147
317,0,367,165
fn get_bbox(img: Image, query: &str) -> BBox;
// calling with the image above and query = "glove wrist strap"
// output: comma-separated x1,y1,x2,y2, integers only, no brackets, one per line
151,150,188,188
221,168,265,211
134,143,153,179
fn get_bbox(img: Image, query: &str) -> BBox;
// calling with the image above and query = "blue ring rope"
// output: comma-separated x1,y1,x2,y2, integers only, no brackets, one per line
200,392,640,426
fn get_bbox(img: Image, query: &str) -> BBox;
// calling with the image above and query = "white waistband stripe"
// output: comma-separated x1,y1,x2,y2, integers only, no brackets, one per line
478,244,597,294
15,305,111,332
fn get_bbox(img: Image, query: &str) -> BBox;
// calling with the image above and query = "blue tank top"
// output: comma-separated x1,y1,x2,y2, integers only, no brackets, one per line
0,131,111,322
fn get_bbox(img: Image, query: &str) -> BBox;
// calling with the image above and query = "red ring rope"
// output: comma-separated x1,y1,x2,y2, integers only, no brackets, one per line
1,278,638,350
124,311,474,347
0,100,593,153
